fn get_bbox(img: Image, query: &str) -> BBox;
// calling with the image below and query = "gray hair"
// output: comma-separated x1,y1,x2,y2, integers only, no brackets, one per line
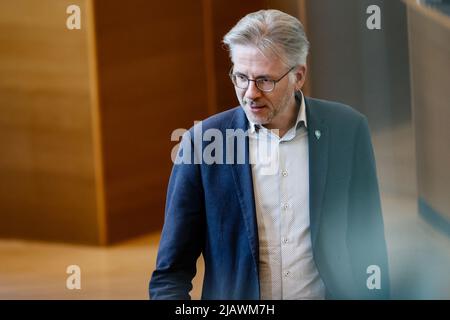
223,9,310,66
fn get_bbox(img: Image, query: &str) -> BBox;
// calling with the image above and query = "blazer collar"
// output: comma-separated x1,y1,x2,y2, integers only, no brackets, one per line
305,97,329,247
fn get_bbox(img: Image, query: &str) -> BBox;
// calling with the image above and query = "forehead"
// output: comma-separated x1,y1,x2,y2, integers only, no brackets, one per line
231,45,284,76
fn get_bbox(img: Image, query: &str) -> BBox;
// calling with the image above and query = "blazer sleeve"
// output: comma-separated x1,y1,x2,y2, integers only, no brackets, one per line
347,116,391,299
149,132,205,299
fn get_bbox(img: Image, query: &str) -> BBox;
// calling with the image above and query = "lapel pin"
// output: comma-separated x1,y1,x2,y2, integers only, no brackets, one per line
315,130,321,140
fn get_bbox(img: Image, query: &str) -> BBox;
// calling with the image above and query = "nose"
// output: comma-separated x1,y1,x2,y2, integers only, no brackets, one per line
244,80,262,100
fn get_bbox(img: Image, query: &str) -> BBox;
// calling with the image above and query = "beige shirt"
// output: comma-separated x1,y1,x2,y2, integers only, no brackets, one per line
248,92,326,300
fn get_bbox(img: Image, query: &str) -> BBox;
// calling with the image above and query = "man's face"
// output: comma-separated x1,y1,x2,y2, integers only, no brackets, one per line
231,45,305,129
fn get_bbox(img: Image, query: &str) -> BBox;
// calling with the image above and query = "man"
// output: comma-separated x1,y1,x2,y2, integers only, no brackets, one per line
149,9,390,299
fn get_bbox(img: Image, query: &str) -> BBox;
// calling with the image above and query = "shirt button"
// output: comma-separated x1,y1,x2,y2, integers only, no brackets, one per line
284,271,290,278
281,170,288,177
281,203,289,210
282,237,289,244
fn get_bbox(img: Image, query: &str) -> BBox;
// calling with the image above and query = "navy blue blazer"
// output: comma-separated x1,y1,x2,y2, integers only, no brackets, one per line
149,97,390,299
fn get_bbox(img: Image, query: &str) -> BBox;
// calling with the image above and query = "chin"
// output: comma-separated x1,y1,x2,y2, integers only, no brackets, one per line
244,110,262,121
248,116,267,125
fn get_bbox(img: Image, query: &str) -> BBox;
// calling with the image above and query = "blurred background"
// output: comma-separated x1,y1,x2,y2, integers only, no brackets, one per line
0,0,449,299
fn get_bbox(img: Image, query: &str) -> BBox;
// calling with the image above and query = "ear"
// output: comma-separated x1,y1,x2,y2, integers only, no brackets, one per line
294,65,307,90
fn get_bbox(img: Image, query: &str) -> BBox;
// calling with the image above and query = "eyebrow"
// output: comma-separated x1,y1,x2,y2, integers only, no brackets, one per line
233,70,274,79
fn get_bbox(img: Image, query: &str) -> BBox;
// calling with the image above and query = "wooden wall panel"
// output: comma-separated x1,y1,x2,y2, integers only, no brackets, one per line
0,0,100,244
92,1,210,242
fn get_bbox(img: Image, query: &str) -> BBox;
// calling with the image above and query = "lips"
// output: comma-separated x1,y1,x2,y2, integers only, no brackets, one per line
249,105,266,114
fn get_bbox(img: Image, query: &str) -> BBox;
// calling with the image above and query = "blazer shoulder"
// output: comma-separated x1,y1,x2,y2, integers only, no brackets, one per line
306,97,366,125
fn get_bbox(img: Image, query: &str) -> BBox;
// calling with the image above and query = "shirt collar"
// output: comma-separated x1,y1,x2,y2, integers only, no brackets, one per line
248,90,307,134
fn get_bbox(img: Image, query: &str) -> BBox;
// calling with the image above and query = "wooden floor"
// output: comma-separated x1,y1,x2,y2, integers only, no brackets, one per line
0,232,204,299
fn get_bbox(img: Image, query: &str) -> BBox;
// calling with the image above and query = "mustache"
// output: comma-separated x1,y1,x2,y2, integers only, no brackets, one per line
243,99,262,105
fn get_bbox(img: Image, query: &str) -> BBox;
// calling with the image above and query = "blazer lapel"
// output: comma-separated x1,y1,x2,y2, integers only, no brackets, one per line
228,108,259,275
305,98,329,247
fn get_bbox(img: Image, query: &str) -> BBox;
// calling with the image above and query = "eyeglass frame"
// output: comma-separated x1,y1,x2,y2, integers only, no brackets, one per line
228,65,296,92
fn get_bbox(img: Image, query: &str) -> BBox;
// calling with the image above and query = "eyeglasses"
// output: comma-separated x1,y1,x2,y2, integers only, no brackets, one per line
229,66,295,92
